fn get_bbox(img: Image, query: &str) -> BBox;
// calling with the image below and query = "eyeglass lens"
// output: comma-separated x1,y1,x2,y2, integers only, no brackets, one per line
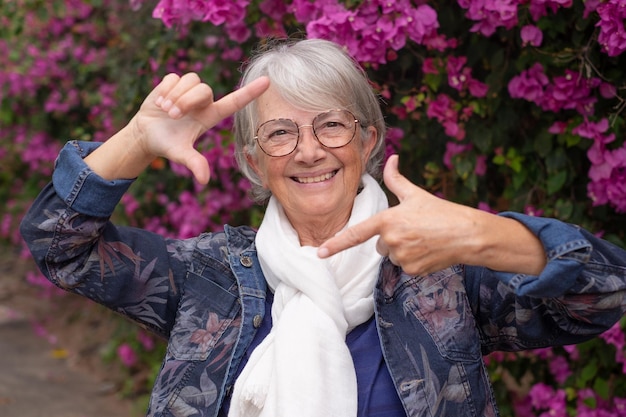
255,109,358,157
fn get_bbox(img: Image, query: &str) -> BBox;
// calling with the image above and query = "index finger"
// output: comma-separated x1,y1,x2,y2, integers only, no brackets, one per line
317,214,383,258
204,77,270,126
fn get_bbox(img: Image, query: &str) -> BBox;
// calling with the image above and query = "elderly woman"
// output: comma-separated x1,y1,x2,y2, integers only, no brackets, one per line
20,39,626,417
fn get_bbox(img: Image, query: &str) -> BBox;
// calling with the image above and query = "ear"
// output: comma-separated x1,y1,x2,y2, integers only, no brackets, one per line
361,126,378,166
244,146,267,187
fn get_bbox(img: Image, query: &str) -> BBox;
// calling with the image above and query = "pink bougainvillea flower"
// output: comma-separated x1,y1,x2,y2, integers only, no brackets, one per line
541,70,600,115
548,355,572,384
596,0,626,56
468,79,489,97
117,343,138,367
444,142,472,169
520,24,543,46
508,62,548,102
548,121,569,134
524,205,544,216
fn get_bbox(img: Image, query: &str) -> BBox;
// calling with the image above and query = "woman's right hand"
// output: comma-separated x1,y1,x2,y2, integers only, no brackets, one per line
85,73,270,184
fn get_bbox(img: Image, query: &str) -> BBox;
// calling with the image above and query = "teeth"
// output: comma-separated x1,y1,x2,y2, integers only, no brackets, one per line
295,171,336,184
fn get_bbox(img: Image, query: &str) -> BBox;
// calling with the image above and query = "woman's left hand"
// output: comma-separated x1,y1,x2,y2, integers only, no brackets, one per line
318,155,546,276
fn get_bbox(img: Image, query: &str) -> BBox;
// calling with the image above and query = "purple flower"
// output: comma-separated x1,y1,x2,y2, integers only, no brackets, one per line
540,70,600,115
385,127,404,160
259,0,288,20
117,343,138,368
291,0,326,22
572,118,611,141
614,398,626,416
596,0,626,57
478,202,498,213
444,142,472,169
468,79,489,97
137,331,156,351
587,143,626,212
529,382,556,409
460,0,520,36
152,0,249,28
520,25,543,47
475,155,487,175
528,0,573,21
447,56,468,90
524,205,544,216
405,4,439,44
548,121,569,134
548,355,572,384
599,320,626,350
508,62,548,102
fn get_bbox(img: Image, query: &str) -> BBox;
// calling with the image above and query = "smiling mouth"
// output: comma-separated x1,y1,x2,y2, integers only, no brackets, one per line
293,170,338,184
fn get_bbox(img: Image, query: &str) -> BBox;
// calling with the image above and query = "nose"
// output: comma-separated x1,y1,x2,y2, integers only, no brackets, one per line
294,125,325,162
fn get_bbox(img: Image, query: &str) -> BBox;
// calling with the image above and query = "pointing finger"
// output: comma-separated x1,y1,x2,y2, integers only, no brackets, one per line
318,215,383,258
203,76,270,127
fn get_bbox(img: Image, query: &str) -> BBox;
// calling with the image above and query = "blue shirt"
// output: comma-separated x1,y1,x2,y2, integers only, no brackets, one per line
220,292,407,416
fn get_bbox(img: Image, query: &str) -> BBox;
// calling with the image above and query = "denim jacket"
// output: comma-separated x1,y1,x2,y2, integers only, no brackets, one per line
20,141,626,417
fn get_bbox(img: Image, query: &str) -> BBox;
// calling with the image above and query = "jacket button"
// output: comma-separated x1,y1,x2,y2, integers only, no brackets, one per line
240,255,253,267
253,315,263,328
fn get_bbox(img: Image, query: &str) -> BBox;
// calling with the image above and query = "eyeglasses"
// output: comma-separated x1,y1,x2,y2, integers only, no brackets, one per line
254,109,360,157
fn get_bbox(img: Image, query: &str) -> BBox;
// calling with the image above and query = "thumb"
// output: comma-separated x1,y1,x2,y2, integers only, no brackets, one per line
383,154,413,202
174,147,211,184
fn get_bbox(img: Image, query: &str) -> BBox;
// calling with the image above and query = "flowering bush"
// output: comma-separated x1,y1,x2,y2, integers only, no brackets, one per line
2,0,626,413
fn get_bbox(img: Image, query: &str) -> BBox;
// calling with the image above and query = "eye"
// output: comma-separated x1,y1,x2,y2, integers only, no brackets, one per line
322,121,342,128
314,110,354,132
317,119,349,132
258,119,298,142
268,129,289,138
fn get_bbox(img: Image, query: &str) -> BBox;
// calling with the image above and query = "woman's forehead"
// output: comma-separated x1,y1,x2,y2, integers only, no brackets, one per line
256,87,338,121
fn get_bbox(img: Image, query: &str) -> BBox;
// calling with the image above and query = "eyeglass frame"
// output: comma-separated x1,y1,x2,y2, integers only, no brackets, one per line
253,109,361,157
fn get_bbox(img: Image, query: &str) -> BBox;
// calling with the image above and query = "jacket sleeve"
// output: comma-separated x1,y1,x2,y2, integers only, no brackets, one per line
465,212,626,353
19,141,195,339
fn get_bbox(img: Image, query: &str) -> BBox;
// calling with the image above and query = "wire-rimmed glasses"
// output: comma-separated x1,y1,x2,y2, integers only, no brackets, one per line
254,109,360,157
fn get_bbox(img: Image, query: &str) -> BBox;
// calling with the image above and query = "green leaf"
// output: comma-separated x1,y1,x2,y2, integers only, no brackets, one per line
423,73,442,92
555,199,574,220
593,377,610,400
547,170,567,195
454,157,473,180
578,359,598,386
493,154,506,165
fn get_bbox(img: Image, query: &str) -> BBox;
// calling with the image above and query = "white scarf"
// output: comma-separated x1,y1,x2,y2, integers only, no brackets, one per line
228,174,388,417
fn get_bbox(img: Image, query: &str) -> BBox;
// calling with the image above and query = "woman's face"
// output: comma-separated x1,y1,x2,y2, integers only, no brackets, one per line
247,86,377,233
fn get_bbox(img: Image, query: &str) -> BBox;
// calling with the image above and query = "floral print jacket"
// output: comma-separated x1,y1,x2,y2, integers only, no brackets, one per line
20,141,626,417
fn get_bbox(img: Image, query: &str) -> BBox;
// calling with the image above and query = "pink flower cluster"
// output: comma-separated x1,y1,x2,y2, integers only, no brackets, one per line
575,119,626,212
121,135,256,238
152,0,255,43
117,343,138,367
421,56,489,156
508,64,603,116
457,0,574,38
599,320,626,371
596,0,626,57
152,0,249,28
525,383,626,417
292,0,440,64
0,1,126,247
148,0,441,64
508,63,626,212
456,0,626,60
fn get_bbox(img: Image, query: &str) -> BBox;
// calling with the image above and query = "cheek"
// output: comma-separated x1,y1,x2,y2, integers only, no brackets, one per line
247,149,274,189
260,162,285,189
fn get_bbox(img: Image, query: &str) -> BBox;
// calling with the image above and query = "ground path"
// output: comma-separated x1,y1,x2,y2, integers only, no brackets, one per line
0,249,137,417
